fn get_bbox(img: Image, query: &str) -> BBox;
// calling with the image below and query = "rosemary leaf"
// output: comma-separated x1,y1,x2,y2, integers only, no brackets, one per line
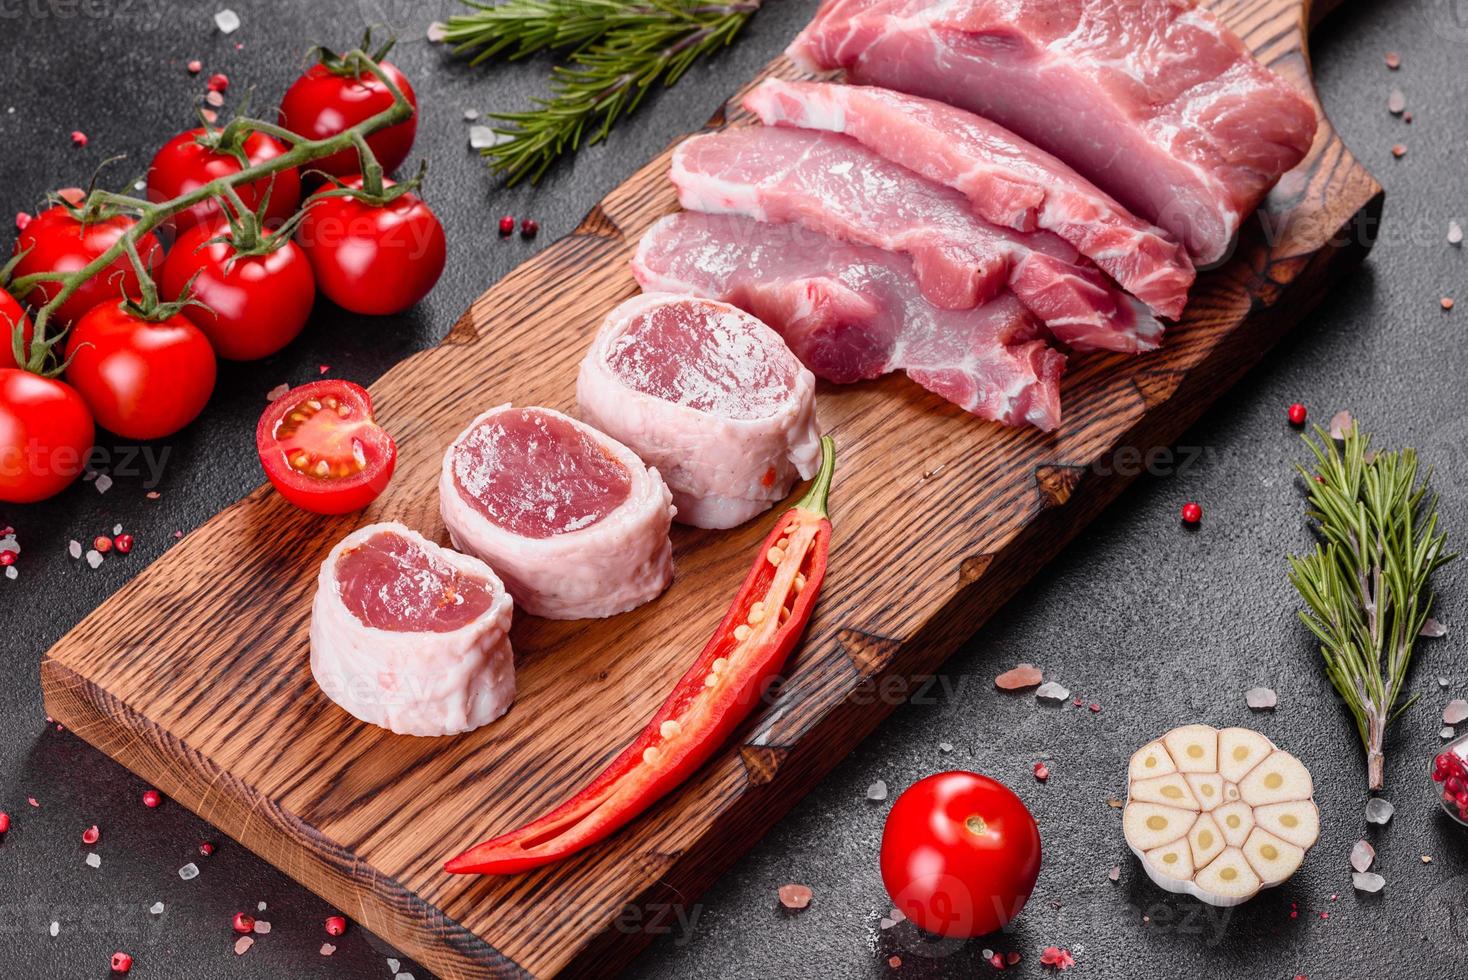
1289,423,1455,791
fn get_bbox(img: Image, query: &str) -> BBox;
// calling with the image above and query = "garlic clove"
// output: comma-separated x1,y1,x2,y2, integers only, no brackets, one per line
1214,800,1255,847
1124,802,1197,851
1187,812,1226,868
1218,727,1274,783
1144,839,1195,881
1129,739,1178,782
1251,800,1320,850
1238,751,1314,807
1241,827,1305,887
1130,773,1200,809
1184,772,1225,811
1163,724,1218,773
1193,847,1262,904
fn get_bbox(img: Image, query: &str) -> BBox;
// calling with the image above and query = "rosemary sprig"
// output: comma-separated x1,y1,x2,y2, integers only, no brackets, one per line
1288,423,1455,791
443,0,763,185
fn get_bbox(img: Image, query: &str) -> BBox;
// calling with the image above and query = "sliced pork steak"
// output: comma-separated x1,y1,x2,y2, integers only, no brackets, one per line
671,127,1162,354
440,405,675,620
310,522,516,737
578,292,824,530
787,0,1318,265
632,212,1064,431
743,79,1194,319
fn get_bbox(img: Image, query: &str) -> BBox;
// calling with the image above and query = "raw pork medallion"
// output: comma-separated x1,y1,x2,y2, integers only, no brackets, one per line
633,212,1065,431
440,405,675,619
577,292,823,529
788,0,1319,265
743,79,1195,319
671,126,1163,354
1123,724,1319,906
310,522,516,737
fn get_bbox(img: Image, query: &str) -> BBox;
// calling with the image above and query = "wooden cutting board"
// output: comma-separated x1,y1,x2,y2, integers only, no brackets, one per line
41,1,1379,977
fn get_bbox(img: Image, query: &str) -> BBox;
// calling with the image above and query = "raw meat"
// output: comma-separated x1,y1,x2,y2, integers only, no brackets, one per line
440,405,675,619
310,522,515,737
577,292,824,529
671,126,1162,353
632,212,1064,430
787,0,1318,265
743,79,1194,318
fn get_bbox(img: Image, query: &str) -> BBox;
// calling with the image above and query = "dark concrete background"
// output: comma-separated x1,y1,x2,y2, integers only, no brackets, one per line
1,1,1465,977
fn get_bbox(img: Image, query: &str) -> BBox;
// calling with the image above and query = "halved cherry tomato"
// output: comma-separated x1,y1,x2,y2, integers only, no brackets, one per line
297,178,445,315
160,222,316,361
147,128,302,232
256,380,395,514
0,368,95,503
880,771,1041,938
64,301,217,440
0,288,33,371
10,199,165,328
279,60,417,177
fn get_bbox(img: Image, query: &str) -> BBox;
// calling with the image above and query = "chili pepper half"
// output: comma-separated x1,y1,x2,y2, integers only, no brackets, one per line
445,436,837,875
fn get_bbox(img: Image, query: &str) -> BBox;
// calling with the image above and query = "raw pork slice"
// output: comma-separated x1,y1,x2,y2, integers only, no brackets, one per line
578,292,823,529
632,212,1064,431
310,522,515,737
743,79,1194,319
440,405,675,619
671,127,1162,354
787,0,1319,265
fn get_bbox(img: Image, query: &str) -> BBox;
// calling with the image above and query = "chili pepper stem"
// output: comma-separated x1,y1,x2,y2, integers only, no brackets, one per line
794,435,835,518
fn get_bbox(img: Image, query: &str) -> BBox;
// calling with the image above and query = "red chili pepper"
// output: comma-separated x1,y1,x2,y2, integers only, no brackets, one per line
446,436,837,875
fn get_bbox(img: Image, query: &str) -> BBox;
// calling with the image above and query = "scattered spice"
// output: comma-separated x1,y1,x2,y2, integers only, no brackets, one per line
520,218,539,238
1385,51,1400,69
0,812,9,833
1288,403,1307,426
995,664,1043,690
1033,761,1050,782
1442,297,1455,311
141,789,161,808
206,73,230,92
187,59,203,74
71,130,88,147
1180,501,1202,525
1388,89,1406,115
887,955,901,968
200,842,214,856
82,825,100,845
114,534,133,555
14,211,30,232
1040,947,1075,971
778,883,813,910
1391,143,1406,158
93,535,113,554
233,912,256,934
498,215,515,236
324,915,347,937
110,952,133,974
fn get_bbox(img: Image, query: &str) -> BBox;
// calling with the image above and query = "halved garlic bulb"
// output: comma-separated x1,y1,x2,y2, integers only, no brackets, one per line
1123,724,1318,906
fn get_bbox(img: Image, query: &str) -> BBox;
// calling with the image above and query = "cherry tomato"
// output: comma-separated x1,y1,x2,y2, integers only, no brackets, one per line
160,223,316,361
0,288,33,371
147,128,302,232
256,380,396,514
10,202,165,328
297,178,445,315
0,368,94,503
880,771,1041,938
64,301,217,440
279,60,417,177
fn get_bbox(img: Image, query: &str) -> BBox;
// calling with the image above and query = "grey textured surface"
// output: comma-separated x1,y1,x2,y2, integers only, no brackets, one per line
1,1,1465,978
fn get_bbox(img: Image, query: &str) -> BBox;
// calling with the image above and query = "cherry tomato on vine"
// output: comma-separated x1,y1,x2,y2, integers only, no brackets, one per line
279,59,417,177
297,178,445,315
64,301,217,440
147,128,302,232
0,368,95,503
160,223,316,361
256,380,396,514
0,288,33,371
880,771,1041,939
10,201,164,328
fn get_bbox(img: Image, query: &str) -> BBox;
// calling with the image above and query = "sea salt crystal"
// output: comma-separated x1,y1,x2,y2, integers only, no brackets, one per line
1422,618,1448,638
1443,727,1456,739
1365,798,1394,825
85,550,102,569
1108,866,1120,882
178,862,199,880
1350,840,1375,872
205,90,225,108
1035,681,1070,702
320,943,336,956
49,922,58,937
1352,871,1385,893
1245,687,1277,710
427,21,447,42
469,126,501,150
1388,89,1406,115
253,920,271,934
234,935,254,955
214,9,240,34
150,902,164,915
266,383,290,402
94,473,112,494
1445,700,1468,725
995,664,1043,690
938,742,954,754
85,852,101,868
4,567,14,580
778,883,813,910
1450,222,1463,247
388,959,400,973
866,780,887,801
1329,410,1353,439
396,974,415,980
257,901,266,911
463,109,480,121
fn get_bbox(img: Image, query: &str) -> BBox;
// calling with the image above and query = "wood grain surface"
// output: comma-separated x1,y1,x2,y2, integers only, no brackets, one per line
41,1,1381,976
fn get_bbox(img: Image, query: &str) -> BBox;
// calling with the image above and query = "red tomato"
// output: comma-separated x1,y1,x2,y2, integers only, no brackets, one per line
10,204,165,328
880,771,1041,938
160,223,316,361
0,368,95,503
64,302,217,440
256,380,396,514
279,61,417,177
147,128,302,232
297,178,445,315
0,288,33,371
